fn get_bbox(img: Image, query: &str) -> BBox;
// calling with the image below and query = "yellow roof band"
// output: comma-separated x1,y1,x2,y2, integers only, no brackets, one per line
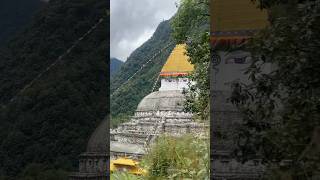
161,44,194,76
211,0,268,33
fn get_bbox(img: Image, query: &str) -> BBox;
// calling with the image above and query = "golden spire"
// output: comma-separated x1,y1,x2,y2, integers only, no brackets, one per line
160,44,194,77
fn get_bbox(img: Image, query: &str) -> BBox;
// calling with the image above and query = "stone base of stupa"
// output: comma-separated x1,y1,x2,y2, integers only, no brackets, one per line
110,90,208,159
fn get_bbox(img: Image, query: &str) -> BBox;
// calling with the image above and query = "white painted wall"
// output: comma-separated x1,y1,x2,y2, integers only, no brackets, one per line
159,78,193,91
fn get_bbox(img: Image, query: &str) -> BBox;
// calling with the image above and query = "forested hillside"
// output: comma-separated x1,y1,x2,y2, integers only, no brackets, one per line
110,58,123,76
110,20,175,122
0,0,45,46
0,0,108,178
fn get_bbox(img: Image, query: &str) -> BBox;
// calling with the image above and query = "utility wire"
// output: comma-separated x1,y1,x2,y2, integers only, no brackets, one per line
111,43,173,97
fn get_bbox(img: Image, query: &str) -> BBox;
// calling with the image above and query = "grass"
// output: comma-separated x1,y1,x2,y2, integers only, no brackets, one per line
141,134,210,180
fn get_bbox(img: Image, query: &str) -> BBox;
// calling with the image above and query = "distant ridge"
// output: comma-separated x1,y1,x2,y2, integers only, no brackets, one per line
110,57,124,76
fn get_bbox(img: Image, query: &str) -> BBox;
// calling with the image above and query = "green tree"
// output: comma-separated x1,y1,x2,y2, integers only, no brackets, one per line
230,0,320,178
171,0,210,121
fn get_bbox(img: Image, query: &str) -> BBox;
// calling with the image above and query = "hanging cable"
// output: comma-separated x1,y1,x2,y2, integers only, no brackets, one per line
5,17,105,106
151,73,161,92
111,43,173,97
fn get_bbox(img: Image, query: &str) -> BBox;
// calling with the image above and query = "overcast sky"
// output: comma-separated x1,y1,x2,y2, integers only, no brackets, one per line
111,0,178,61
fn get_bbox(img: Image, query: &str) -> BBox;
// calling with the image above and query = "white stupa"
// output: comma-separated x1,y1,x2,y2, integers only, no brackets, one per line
110,44,207,160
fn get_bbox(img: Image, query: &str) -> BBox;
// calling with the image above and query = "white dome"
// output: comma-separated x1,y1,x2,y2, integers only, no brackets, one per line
136,90,186,112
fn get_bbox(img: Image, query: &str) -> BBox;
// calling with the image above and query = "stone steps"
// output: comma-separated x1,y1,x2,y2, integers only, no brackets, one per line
110,110,208,159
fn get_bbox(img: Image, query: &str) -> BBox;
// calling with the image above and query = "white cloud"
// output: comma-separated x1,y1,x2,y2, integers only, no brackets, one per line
110,0,177,61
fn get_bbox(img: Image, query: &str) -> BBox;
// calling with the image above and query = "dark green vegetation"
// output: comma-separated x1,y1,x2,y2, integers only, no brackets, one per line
0,0,44,46
110,20,175,123
142,135,209,179
110,172,142,180
231,0,320,178
0,0,108,179
171,0,210,121
110,58,123,77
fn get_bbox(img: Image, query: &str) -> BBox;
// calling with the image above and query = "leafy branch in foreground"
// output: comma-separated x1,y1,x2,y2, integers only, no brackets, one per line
184,32,210,121
230,1,320,178
171,0,210,121
141,135,209,180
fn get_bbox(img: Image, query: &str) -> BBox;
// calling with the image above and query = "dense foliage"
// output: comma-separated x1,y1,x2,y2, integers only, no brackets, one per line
171,0,210,121
171,0,209,43
142,135,209,179
0,0,44,46
230,0,320,178
110,20,175,123
110,172,142,180
0,0,108,178
184,33,210,121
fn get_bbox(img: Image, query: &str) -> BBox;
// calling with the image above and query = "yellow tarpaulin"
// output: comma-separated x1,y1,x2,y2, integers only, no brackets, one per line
112,157,138,166
110,157,147,176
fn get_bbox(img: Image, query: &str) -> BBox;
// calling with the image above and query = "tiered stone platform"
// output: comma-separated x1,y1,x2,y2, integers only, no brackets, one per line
110,90,208,160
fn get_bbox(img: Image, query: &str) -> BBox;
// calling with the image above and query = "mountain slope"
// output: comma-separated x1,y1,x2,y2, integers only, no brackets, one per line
110,57,123,76
0,0,45,46
110,20,175,120
0,0,108,177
